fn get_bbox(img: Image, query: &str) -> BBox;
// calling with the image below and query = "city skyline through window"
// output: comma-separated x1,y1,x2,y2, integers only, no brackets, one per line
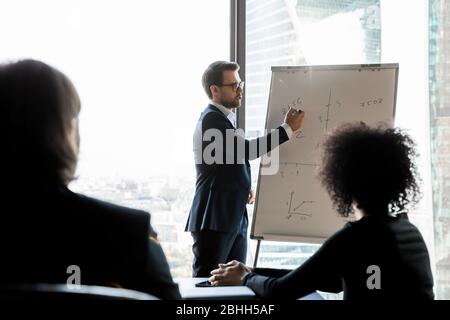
0,0,230,278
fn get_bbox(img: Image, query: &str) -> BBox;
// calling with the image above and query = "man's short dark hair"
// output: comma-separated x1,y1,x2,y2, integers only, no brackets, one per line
202,61,240,99
0,59,81,186
319,122,421,217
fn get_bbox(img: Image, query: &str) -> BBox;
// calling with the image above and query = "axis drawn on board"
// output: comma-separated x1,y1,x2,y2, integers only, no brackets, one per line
286,191,314,220
278,162,317,179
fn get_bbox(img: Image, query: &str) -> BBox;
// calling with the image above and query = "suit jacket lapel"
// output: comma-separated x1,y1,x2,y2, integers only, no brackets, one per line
207,104,235,128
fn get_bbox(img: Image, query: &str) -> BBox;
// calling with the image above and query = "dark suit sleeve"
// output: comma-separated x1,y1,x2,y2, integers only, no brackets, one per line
252,268,292,278
202,112,290,162
243,228,348,299
137,213,181,299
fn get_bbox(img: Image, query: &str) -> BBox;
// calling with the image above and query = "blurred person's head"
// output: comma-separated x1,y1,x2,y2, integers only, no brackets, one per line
202,61,243,109
319,122,421,217
0,59,81,187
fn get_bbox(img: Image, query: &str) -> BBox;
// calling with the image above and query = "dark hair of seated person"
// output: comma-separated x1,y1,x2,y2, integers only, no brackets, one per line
0,59,181,299
239,123,434,300
319,122,421,218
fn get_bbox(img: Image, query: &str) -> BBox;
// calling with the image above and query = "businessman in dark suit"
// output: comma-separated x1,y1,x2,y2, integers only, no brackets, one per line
0,59,180,299
185,61,305,277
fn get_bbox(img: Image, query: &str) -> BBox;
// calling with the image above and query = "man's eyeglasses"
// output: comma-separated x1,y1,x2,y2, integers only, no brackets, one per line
218,81,245,91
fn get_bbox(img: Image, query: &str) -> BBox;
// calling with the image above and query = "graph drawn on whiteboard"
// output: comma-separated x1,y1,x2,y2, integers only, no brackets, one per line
281,90,341,136
251,63,399,244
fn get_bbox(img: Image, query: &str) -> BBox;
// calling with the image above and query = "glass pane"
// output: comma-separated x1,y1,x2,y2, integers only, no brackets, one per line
0,0,230,278
245,0,381,271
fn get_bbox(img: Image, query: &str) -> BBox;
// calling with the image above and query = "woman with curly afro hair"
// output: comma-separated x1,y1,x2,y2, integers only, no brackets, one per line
208,122,434,300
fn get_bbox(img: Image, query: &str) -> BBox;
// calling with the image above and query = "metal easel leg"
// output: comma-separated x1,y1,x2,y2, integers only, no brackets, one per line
253,239,261,269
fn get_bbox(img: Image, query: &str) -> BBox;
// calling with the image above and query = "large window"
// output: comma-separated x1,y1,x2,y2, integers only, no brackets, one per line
244,0,444,298
0,0,230,278
2,0,449,298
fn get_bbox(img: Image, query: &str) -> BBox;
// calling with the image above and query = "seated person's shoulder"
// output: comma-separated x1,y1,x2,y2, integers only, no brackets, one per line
64,188,151,224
